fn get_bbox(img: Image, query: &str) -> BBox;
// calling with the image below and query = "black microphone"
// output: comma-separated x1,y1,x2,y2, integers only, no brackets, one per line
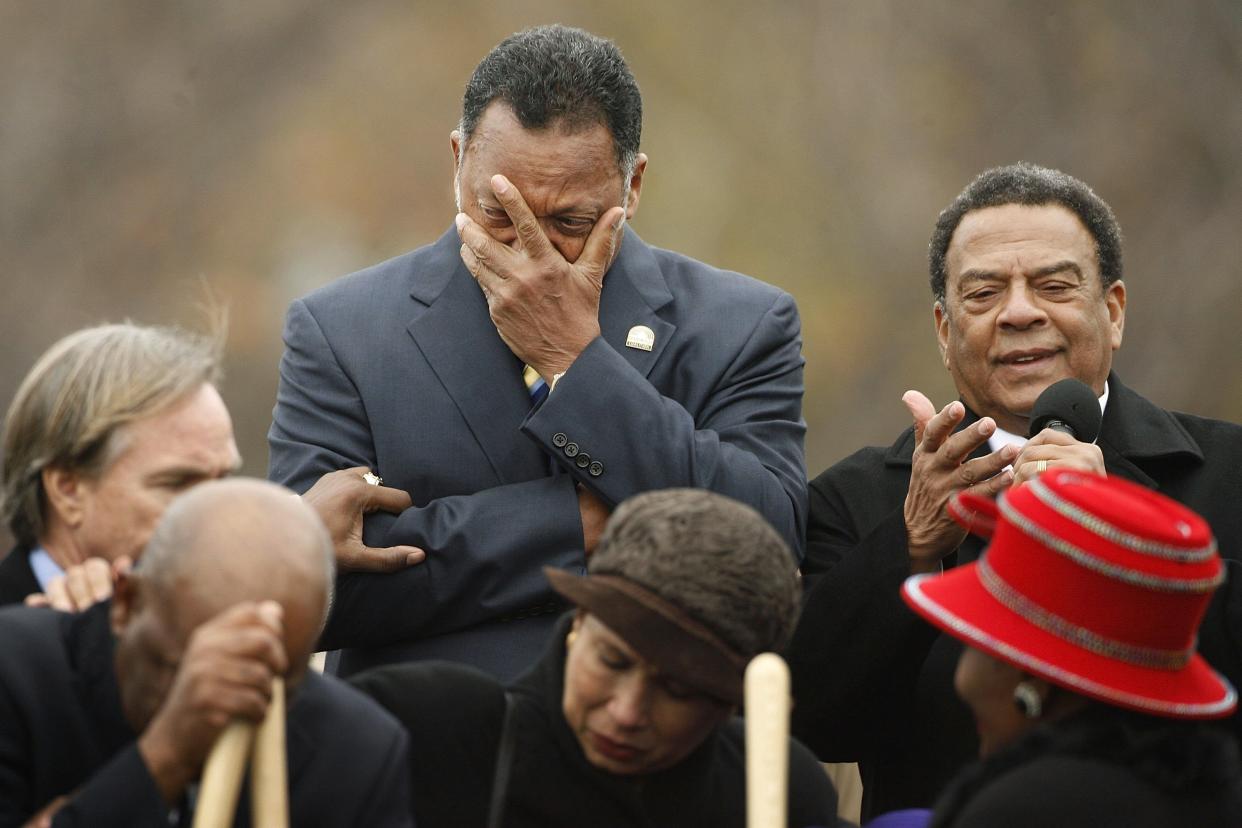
1028,378,1102,442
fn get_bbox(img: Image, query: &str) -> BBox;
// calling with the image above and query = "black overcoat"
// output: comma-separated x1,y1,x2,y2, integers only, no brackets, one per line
786,373,1242,819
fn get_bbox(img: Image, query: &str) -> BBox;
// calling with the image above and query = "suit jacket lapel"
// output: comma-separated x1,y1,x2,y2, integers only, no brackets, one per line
71,603,137,761
596,230,675,379
405,229,548,483
405,228,676,483
1097,372,1203,490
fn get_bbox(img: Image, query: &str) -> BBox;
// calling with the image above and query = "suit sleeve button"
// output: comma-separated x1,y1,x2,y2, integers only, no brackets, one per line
552,432,568,448
588,461,604,477
575,453,591,469
564,442,579,458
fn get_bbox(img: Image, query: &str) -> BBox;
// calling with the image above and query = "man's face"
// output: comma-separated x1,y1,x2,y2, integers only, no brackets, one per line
451,102,645,265
112,584,194,732
561,613,731,776
62,383,240,562
936,204,1126,434
111,571,322,734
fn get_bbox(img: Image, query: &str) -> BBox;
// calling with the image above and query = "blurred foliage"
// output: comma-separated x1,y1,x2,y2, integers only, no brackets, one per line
2,1,1241,548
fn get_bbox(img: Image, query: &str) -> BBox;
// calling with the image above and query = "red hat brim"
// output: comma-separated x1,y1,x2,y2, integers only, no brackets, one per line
902,564,1237,719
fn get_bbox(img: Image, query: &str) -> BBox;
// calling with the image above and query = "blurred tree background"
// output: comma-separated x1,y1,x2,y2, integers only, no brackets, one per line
2,1,1241,549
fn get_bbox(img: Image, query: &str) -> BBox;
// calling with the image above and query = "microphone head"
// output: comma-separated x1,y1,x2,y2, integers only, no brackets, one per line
1028,378,1102,442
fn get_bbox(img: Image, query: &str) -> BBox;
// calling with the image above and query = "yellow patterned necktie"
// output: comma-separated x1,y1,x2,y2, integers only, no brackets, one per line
523,364,549,406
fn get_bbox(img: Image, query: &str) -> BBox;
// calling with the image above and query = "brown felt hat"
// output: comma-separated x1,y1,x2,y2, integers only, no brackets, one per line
545,488,800,704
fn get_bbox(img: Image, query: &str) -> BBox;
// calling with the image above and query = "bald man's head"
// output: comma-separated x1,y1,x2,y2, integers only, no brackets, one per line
111,478,334,732
141,478,333,632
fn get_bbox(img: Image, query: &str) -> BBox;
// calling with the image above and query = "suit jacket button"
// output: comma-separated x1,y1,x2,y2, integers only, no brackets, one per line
575,453,591,469
552,432,568,448
588,461,604,477
564,442,579,458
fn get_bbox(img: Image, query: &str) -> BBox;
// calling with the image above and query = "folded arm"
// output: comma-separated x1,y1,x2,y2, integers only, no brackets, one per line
270,299,588,649
522,292,807,558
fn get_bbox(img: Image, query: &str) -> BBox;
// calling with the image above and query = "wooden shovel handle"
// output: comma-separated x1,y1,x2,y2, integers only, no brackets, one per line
192,677,288,828
745,652,790,828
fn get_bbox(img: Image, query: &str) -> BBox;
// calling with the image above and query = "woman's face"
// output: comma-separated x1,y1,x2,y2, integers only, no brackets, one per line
954,646,1039,756
562,613,732,775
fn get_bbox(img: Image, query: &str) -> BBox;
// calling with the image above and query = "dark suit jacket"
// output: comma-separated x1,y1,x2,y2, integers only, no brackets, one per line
785,373,1242,819
0,546,38,606
0,602,413,827
268,227,807,680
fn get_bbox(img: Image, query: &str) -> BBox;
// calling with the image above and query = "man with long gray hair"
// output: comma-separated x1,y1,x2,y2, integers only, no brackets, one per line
269,25,807,681
0,323,239,608
1,321,424,610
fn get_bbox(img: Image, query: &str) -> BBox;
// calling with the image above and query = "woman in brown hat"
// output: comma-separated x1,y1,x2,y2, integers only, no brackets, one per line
900,470,1242,827
351,488,842,827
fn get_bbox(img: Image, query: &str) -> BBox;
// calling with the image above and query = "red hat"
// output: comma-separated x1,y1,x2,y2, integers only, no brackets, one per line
901,470,1236,719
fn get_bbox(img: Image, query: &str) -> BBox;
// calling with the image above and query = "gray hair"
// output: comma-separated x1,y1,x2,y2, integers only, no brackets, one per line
459,25,642,179
1,322,223,547
589,489,800,658
929,162,1124,306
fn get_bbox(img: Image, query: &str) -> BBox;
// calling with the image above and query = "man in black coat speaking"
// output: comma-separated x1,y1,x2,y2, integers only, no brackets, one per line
785,163,1242,820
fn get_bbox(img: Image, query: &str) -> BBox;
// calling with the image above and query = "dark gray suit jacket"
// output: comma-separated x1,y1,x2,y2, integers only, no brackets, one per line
786,373,1242,820
0,601,413,827
268,227,806,679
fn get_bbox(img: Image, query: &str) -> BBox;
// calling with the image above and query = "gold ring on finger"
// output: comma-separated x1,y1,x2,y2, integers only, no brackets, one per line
1034,459,1048,475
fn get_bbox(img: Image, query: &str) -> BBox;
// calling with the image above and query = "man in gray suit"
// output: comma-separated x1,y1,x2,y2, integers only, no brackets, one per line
268,25,807,680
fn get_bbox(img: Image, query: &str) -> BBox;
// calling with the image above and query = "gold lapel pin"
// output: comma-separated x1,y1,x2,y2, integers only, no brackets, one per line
625,325,655,352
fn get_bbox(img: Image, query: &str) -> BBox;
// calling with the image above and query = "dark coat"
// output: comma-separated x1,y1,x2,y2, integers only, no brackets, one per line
0,601,413,827
785,373,1242,819
0,546,39,606
351,614,843,828
927,707,1242,827
267,227,808,681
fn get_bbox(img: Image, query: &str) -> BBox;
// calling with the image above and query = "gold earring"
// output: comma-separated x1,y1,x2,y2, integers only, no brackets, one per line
566,629,578,648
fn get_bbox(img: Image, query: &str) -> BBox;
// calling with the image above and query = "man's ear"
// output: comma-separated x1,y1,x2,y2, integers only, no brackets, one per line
450,130,464,174
1106,279,1126,351
110,570,140,636
934,302,951,369
42,466,86,530
624,153,648,221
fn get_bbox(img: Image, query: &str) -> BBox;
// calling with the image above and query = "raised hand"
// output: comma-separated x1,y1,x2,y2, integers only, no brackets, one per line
456,174,626,380
25,556,130,612
137,601,287,803
902,391,1016,573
